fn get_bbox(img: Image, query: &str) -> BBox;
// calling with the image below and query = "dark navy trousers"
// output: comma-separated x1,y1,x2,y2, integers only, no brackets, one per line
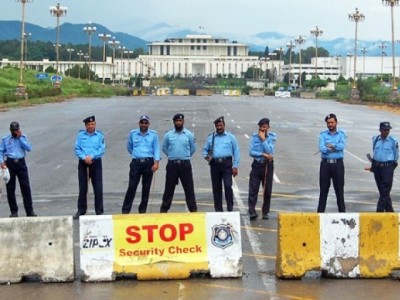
209,157,233,212
248,160,274,215
77,159,103,215
373,164,395,212
5,158,34,215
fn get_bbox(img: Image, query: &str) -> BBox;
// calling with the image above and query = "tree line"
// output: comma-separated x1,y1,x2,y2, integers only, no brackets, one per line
0,39,145,62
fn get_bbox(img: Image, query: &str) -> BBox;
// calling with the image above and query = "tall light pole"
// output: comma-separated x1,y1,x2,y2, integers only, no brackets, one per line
335,54,342,88
382,0,399,93
98,33,111,86
275,47,284,82
348,7,365,90
347,52,354,82
23,32,31,66
310,26,323,78
294,35,306,88
83,53,89,82
124,50,134,77
50,3,68,88
77,50,84,79
286,40,296,86
83,24,96,84
118,45,126,85
360,47,368,75
378,42,387,82
108,36,120,86
16,0,33,98
66,48,74,76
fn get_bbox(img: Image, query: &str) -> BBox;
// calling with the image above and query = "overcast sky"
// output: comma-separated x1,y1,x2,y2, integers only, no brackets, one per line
1,0,397,42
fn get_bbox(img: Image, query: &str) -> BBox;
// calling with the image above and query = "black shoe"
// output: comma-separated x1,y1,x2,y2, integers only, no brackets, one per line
73,212,85,219
27,213,37,217
10,213,18,218
96,212,103,216
262,213,269,220
249,212,258,221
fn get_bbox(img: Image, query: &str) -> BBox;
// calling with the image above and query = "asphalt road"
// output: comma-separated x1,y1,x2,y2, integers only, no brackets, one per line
0,95,399,300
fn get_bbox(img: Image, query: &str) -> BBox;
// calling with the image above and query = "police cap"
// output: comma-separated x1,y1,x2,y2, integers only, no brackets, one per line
258,118,270,126
214,116,225,125
380,121,392,130
83,115,95,123
173,113,184,121
9,121,20,131
139,115,150,122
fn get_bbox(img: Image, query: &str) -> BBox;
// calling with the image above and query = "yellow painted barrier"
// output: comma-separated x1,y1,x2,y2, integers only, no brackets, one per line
173,89,190,96
80,212,242,281
276,213,400,278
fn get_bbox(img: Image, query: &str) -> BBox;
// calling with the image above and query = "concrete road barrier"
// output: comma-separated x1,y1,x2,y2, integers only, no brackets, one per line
173,89,190,96
0,216,74,283
79,212,242,281
223,90,241,96
249,90,264,97
195,89,212,96
276,213,400,278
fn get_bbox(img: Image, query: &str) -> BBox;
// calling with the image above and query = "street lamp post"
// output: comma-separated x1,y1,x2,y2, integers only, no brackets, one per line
77,50,84,79
108,36,120,86
360,47,368,75
382,0,399,94
50,3,68,88
310,26,323,78
347,52,354,82
118,45,126,85
378,42,387,82
66,48,74,76
275,47,284,82
98,33,111,86
83,53,89,82
23,32,31,67
286,40,296,86
335,55,342,88
294,35,306,88
348,7,365,90
16,0,33,99
83,24,97,84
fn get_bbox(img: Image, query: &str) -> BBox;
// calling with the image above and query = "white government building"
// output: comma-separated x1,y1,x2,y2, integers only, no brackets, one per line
0,34,398,85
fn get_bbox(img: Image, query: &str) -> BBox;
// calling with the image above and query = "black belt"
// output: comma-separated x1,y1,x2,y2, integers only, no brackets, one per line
212,156,232,163
322,158,343,163
6,157,25,163
132,157,153,163
169,159,190,164
254,159,269,164
373,161,395,167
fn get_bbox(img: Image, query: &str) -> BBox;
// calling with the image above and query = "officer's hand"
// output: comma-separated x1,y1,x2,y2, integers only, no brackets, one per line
1,162,6,169
205,156,211,162
232,168,238,177
258,130,266,141
84,156,92,165
152,163,159,172
15,129,22,138
395,162,398,169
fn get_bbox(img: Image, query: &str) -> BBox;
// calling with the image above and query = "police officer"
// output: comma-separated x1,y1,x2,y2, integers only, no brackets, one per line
160,113,197,213
74,116,105,219
369,122,398,212
317,113,347,213
248,118,276,220
0,122,36,217
122,115,160,214
203,116,240,212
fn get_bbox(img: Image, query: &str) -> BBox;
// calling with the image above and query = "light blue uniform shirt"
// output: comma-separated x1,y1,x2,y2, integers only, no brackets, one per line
249,132,276,160
0,134,32,163
319,129,347,159
373,135,399,162
74,130,105,160
127,129,160,160
162,128,195,160
202,131,240,168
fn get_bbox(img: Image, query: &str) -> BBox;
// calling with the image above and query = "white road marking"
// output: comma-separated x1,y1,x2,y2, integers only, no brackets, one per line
237,125,241,129
55,164,62,170
232,179,270,289
244,134,249,139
